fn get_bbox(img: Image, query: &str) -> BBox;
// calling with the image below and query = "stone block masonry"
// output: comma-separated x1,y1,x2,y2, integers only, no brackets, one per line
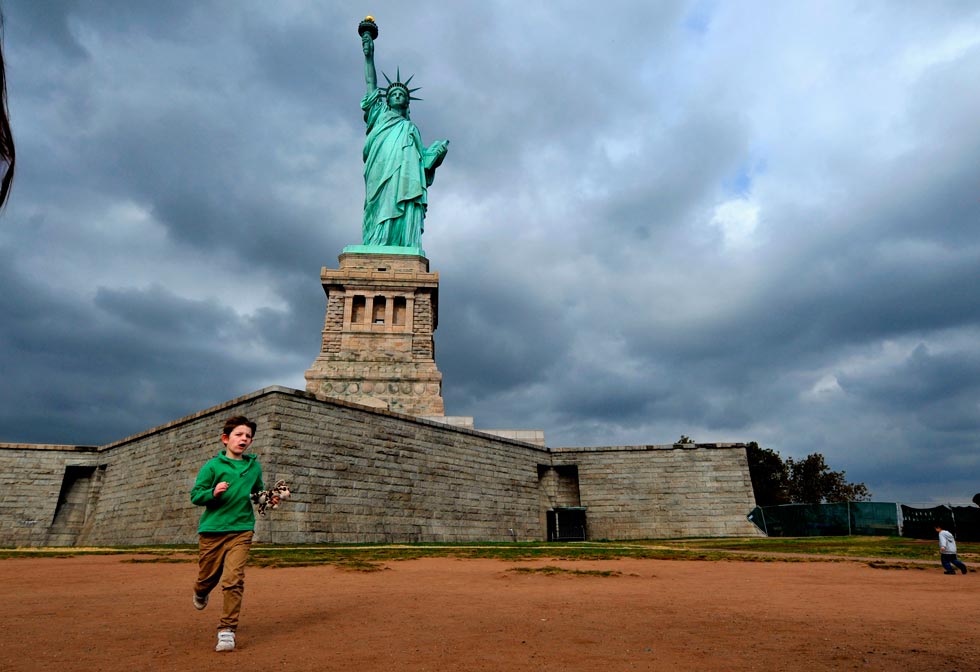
306,252,445,416
550,444,759,539
0,387,759,547
263,391,547,544
0,444,102,546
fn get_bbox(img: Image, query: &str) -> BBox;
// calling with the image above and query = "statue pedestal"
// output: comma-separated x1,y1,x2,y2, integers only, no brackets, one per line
304,251,445,416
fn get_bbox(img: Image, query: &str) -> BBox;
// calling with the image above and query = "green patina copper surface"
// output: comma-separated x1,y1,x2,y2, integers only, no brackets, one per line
356,20,448,252
342,244,426,257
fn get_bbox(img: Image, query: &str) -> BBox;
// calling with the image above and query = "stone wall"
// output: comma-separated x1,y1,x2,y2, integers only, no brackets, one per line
0,387,550,546
551,444,759,539
0,444,102,546
0,387,759,547
411,293,435,359
257,389,547,543
78,396,280,547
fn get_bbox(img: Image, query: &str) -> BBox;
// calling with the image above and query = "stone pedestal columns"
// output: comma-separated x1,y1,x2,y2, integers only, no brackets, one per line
304,252,445,416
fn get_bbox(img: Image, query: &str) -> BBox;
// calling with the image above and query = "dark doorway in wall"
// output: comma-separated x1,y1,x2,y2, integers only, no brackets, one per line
47,464,106,546
547,506,587,541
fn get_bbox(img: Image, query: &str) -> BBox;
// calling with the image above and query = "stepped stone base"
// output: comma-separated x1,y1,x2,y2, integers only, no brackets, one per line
305,252,445,416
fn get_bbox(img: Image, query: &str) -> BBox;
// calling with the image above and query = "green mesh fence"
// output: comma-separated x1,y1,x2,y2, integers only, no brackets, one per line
900,505,980,541
747,502,899,537
900,505,952,540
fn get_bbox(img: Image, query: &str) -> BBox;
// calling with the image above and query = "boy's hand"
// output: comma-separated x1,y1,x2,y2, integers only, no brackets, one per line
213,482,230,497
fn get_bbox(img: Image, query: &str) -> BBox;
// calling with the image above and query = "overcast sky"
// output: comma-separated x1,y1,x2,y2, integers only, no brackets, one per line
2,2,979,504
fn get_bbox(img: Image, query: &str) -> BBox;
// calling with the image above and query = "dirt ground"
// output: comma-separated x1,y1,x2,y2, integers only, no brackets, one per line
1,554,978,672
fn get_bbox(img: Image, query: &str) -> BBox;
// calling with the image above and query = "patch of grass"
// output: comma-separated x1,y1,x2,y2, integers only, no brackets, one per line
0,546,197,561
866,560,929,571
508,565,621,577
248,552,386,572
2,537,972,570
244,543,701,568
656,536,974,562
0,551,81,560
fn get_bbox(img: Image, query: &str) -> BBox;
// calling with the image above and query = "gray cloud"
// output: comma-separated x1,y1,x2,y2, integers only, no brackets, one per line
2,1,980,504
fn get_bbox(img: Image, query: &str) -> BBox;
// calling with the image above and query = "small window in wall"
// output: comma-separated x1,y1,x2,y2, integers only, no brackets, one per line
373,296,387,324
393,297,407,326
351,295,366,323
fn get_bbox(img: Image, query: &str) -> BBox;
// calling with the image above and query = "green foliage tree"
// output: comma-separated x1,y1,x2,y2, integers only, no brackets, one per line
745,442,790,506
745,442,871,505
785,453,871,503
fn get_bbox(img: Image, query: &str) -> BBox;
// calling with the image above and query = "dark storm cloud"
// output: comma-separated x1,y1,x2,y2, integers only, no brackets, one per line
437,255,571,399
245,10,357,103
12,1,88,60
0,255,294,444
839,344,980,423
2,1,979,504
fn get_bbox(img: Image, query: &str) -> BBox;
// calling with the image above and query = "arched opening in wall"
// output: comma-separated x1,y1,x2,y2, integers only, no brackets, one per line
351,295,366,323
373,296,387,324
393,296,407,326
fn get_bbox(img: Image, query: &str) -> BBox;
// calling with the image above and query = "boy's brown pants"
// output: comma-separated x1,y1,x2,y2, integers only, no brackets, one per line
194,530,253,631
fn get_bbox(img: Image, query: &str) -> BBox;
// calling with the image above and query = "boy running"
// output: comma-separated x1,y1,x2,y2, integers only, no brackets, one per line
935,524,968,575
190,415,271,652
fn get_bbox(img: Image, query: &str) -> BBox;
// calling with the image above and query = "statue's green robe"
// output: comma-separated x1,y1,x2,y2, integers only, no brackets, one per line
361,89,444,247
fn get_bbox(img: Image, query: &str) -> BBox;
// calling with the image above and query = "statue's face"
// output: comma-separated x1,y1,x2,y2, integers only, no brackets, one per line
387,88,408,111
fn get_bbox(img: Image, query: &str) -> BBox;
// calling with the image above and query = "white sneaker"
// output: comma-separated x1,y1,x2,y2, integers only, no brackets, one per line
193,592,208,610
215,630,235,652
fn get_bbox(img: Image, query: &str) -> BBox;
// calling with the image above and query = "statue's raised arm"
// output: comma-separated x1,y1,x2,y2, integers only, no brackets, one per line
355,16,448,251
362,30,377,94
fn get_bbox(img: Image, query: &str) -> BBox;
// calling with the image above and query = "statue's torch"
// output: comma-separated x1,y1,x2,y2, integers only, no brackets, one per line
358,16,379,40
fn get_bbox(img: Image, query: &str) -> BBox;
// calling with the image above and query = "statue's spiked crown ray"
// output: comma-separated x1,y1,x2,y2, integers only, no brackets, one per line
381,68,423,101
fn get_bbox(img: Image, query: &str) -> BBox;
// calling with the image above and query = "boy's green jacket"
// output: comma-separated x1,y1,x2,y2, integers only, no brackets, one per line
190,452,265,534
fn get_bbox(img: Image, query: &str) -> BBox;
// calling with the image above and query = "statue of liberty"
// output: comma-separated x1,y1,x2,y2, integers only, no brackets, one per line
358,18,449,249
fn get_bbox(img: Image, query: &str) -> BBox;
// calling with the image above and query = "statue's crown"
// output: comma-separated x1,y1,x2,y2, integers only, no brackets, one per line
381,69,422,102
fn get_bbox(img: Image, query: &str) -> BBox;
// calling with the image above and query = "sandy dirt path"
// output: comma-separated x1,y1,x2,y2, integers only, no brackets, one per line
1,554,977,671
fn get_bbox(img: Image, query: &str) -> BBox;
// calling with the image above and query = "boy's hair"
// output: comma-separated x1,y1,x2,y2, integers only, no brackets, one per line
222,415,257,437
